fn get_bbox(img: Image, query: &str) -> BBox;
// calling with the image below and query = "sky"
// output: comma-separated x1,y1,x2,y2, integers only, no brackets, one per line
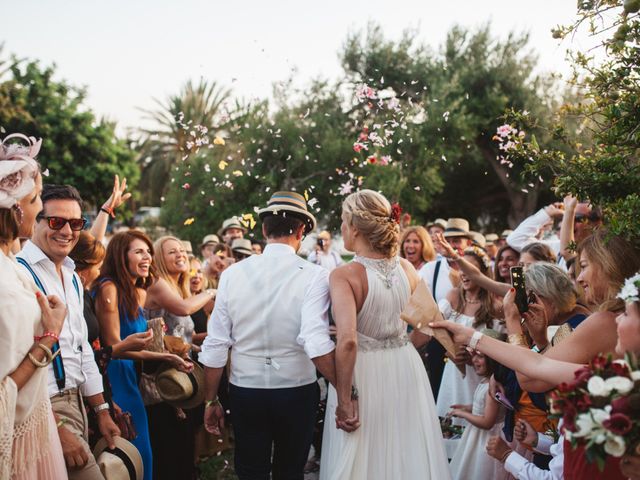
3,0,588,133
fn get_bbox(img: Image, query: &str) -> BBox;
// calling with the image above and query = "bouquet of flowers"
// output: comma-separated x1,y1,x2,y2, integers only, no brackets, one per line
549,353,640,470
439,416,465,439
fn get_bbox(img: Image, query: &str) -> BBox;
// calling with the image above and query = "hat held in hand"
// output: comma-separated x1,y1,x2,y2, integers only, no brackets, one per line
93,437,144,480
155,362,205,410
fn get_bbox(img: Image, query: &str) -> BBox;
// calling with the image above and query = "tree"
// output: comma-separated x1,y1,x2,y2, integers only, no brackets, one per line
508,0,640,240
136,79,232,205
0,54,137,208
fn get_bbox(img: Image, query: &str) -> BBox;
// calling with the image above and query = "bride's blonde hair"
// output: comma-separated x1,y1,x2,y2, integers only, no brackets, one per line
342,190,399,258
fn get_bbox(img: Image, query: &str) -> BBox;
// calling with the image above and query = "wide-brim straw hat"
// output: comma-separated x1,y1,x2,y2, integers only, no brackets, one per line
257,191,317,234
443,218,473,239
93,437,144,480
200,234,220,250
485,233,499,245
469,231,486,248
231,238,254,256
426,218,447,230
155,362,205,410
217,217,248,238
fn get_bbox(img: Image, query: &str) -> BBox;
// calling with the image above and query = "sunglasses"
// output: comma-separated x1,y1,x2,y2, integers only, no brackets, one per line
575,212,601,223
38,215,87,231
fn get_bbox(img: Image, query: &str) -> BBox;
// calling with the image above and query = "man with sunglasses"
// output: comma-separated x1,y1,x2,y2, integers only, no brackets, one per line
505,196,603,271
17,184,119,480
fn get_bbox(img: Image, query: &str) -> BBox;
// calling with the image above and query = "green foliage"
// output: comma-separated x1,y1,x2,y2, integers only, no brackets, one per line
0,55,137,209
520,1,640,240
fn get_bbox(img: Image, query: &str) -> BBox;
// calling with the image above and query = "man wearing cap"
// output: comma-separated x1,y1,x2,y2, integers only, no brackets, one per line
200,191,341,480
417,218,472,401
307,230,343,272
217,217,247,246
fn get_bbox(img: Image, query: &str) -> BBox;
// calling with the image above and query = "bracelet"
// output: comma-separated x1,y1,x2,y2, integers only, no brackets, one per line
500,449,513,464
205,397,221,408
56,418,67,429
28,352,50,368
508,334,530,348
93,402,110,414
28,342,59,367
468,331,483,350
100,206,115,218
34,331,59,342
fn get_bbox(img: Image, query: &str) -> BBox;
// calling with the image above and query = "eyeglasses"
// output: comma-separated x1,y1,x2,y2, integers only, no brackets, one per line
38,215,87,231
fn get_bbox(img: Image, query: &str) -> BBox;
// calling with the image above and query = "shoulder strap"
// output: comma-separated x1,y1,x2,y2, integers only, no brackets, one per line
16,257,48,295
71,274,81,300
432,260,442,298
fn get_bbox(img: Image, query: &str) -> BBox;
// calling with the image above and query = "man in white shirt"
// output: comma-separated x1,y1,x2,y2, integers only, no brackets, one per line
201,191,340,480
307,230,344,272
17,184,119,480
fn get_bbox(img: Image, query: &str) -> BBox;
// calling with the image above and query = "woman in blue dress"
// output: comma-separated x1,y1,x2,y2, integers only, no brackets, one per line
94,231,193,480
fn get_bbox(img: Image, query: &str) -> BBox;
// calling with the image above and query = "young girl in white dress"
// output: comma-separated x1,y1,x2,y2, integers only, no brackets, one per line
448,335,509,480
435,247,503,421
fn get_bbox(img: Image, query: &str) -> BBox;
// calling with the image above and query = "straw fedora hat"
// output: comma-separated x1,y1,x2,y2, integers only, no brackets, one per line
231,238,254,257
200,234,220,250
469,231,486,248
155,362,205,410
426,218,447,230
500,229,513,239
485,233,499,245
93,437,144,480
257,191,317,234
217,217,248,238
442,218,473,239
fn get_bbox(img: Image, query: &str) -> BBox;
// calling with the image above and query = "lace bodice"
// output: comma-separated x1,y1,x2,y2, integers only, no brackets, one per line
353,255,411,351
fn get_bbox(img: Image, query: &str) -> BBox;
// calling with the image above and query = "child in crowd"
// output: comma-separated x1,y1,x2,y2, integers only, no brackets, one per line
448,330,509,480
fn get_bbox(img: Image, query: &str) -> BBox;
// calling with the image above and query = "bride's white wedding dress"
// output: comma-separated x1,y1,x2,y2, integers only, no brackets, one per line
320,255,452,480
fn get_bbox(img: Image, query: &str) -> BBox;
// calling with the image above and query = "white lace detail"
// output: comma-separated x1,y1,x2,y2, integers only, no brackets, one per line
357,332,409,352
11,400,50,476
353,255,399,289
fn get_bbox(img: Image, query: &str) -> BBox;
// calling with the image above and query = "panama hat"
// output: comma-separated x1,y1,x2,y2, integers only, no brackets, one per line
200,234,220,250
469,231,486,248
426,218,447,230
231,238,254,257
217,217,247,238
442,218,473,239
155,362,205,410
93,437,144,480
485,233,499,245
257,191,317,234
500,229,513,239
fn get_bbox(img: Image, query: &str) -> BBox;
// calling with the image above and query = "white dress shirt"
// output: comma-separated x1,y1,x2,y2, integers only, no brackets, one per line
506,209,567,270
504,433,563,480
200,243,335,389
17,241,103,398
307,249,344,272
419,256,454,303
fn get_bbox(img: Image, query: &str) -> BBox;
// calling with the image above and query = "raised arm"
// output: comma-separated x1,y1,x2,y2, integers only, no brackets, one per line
559,195,578,261
434,232,509,297
90,175,131,242
146,277,215,316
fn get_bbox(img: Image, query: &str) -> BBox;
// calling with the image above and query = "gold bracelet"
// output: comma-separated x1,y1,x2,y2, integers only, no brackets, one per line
205,397,221,408
56,418,68,429
507,334,530,348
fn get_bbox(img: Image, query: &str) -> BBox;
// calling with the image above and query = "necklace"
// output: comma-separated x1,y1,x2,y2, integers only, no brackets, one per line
463,292,481,304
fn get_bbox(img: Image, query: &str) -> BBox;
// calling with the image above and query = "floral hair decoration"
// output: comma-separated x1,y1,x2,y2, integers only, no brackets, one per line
390,202,402,224
464,246,492,270
617,273,640,304
0,134,42,209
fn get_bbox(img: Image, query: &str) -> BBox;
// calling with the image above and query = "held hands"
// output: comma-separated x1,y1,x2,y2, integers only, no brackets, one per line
514,419,538,447
335,399,360,433
486,436,512,462
204,402,225,436
35,291,67,337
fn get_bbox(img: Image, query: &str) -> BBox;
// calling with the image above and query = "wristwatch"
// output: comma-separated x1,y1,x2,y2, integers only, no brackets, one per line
93,402,110,414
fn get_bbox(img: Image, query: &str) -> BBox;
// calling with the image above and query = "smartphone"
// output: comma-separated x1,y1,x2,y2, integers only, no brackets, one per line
495,392,515,411
510,266,529,314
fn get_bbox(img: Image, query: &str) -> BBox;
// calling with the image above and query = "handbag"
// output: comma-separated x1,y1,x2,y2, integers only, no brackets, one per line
113,409,137,441
139,363,163,406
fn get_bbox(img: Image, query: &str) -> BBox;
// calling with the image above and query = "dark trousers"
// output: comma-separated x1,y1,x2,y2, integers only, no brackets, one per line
424,340,446,401
230,382,319,480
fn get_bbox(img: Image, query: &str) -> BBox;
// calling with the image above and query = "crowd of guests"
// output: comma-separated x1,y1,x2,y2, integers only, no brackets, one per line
1,131,640,480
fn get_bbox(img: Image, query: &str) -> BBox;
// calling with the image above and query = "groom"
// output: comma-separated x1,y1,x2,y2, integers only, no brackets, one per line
200,191,339,480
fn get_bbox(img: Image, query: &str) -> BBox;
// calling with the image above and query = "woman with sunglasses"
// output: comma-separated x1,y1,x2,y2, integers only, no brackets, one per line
0,134,67,478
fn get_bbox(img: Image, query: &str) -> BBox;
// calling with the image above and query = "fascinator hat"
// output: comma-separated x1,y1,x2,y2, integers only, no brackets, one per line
0,134,42,209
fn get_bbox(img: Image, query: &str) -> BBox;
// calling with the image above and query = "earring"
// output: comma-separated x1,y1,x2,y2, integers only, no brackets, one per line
13,204,23,224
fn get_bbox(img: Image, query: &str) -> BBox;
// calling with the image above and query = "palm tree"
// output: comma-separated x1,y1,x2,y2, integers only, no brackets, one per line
136,78,231,204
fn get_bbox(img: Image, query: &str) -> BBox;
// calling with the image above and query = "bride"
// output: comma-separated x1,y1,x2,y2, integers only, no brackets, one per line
320,190,451,480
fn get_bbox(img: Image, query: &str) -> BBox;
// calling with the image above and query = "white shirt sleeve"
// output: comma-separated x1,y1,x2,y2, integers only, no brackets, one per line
533,433,554,455
307,251,318,263
80,340,104,397
506,209,552,252
199,273,234,368
504,438,563,480
297,267,335,359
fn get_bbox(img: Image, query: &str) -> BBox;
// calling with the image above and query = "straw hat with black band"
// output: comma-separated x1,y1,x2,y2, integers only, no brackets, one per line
442,218,473,239
231,238,254,257
93,437,144,480
257,191,317,234
200,234,220,251
155,362,205,410
217,217,247,238
426,218,447,230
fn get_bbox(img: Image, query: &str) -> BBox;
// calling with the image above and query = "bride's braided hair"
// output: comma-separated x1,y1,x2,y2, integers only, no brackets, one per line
343,190,400,258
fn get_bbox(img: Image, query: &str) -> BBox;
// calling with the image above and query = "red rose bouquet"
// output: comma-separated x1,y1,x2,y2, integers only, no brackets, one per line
550,353,640,471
